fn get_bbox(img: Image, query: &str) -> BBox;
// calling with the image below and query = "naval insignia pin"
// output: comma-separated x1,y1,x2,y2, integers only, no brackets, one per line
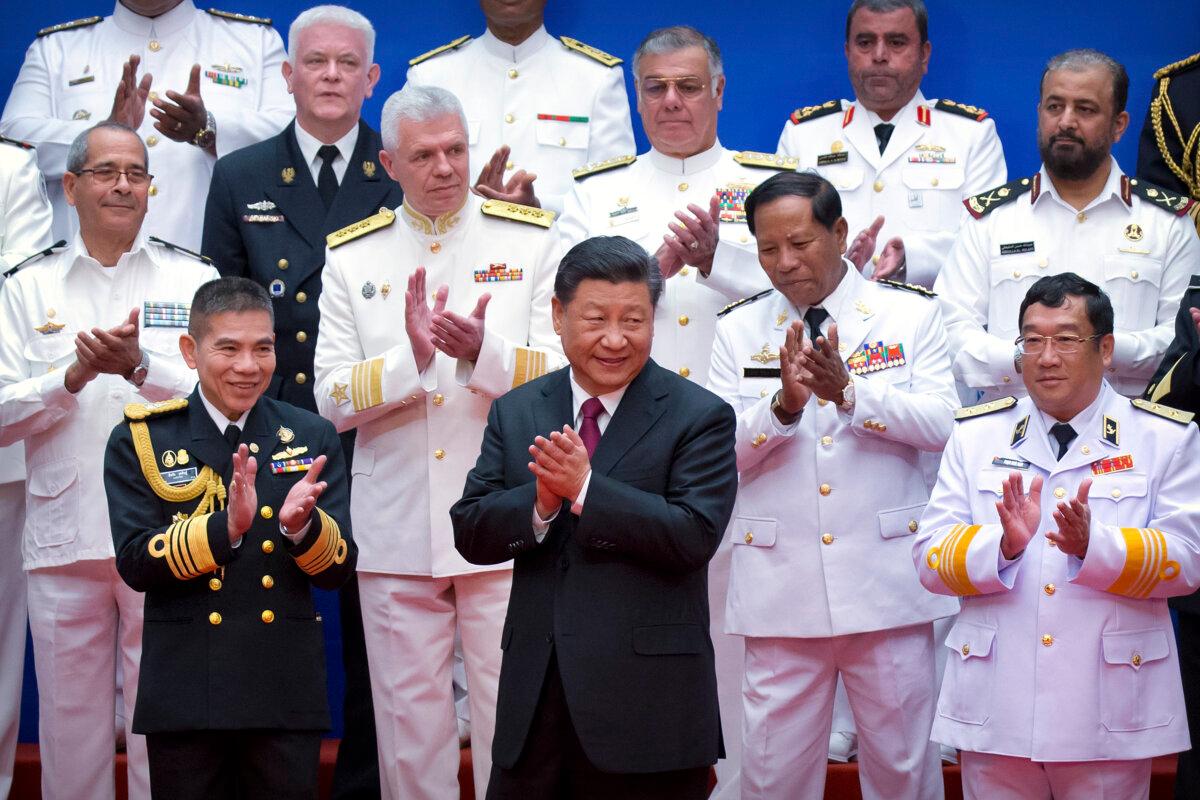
1010,416,1029,448
281,166,296,184
268,279,285,298
1123,223,1143,242
830,140,844,153
72,109,91,121
161,450,177,468
775,312,788,326
1103,415,1120,446
175,448,190,465
381,281,391,298
249,443,259,454
247,199,277,211
362,281,377,299
329,383,349,406
363,161,377,178
750,343,780,364
277,426,295,444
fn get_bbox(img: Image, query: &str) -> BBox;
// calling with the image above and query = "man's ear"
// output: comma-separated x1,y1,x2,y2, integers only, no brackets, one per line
551,296,564,336
180,334,199,369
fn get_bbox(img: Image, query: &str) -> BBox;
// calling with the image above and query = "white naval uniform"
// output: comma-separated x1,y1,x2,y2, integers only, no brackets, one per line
0,1,294,249
0,233,217,800
404,26,635,215
777,92,1007,287
708,264,958,800
913,384,1200,797
314,195,563,800
934,161,1200,400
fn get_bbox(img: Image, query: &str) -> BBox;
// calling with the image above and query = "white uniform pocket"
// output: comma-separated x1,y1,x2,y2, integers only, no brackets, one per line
938,619,997,725
27,457,80,548
1099,628,1173,732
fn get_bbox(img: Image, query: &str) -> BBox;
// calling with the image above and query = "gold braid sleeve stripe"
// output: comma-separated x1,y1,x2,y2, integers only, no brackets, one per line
512,348,548,389
149,514,217,580
351,358,385,412
925,524,982,596
293,508,348,575
1108,527,1180,599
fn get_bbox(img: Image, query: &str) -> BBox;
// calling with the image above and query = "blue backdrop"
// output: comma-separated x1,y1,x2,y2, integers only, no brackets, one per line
4,0,1199,743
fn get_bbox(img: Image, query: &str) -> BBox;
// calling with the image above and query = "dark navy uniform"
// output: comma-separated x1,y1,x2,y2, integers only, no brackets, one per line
1137,53,1200,211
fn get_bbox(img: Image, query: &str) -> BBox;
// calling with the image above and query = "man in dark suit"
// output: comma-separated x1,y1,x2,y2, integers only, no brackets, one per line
104,277,356,799
201,9,400,794
452,236,738,798
1137,52,1200,211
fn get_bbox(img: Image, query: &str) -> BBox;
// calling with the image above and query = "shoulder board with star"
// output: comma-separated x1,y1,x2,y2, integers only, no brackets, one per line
1153,51,1200,80
964,175,1037,220
148,236,213,264
789,100,842,125
37,16,101,37
408,35,472,67
954,396,1017,421
124,398,189,422
327,207,396,249
877,279,936,298
934,99,989,122
3,240,66,279
733,151,799,171
206,9,272,26
572,155,636,181
559,36,622,67
718,289,774,318
1125,177,1196,217
1131,397,1195,424
0,136,34,150
480,200,555,229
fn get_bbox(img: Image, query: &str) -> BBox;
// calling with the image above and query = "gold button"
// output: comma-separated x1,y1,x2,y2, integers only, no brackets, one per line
295,373,307,384
558,137,566,146
508,68,518,79
1132,654,1142,667
1047,540,1057,549
873,180,884,192
260,505,274,519
505,160,514,171
1081,445,1090,455
760,389,769,397
277,258,289,269
430,242,441,254
1054,487,1066,499
1044,583,1056,596
872,255,880,266
1111,489,1122,499
678,315,689,326
434,448,445,460
209,612,222,625
740,235,748,243
433,393,444,406
296,291,308,303
261,610,275,624
878,423,887,431
908,520,919,533
678,182,689,192
817,398,829,407
148,185,158,196
209,578,222,591
819,483,831,496
147,135,159,146
1041,634,1054,647
751,433,767,448
864,420,875,430
679,267,690,276
261,540,275,554
149,40,161,52
678,367,691,378
821,533,834,545
931,177,940,187
961,644,970,656
296,331,308,343
249,443,259,453
1076,212,1086,222
820,435,833,447
1039,258,1048,268
1012,270,1022,279
1003,376,1012,383
505,113,514,123
744,532,754,544
1130,270,1139,280
261,575,274,589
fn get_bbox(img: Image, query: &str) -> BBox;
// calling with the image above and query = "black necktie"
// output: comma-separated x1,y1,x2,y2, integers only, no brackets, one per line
804,306,830,343
874,122,894,155
317,144,339,210
1050,422,1077,460
224,423,241,451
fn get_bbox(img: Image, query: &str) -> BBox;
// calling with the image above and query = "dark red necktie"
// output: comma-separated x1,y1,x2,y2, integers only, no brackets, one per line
579,397,604,458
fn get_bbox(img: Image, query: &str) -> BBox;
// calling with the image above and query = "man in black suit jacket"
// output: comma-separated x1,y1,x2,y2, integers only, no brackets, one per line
104,277,356,799
452,236,738,798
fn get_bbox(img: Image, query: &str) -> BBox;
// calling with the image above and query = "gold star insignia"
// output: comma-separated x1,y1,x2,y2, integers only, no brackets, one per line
329,383,350,406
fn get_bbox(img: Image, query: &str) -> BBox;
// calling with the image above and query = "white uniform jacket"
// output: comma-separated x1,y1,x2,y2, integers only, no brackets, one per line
913,385,1200,761
404,27,634,215
314,196,564,577
0,1,293,248
709,265,960,638
777,92,1006,287
557,143,777,386
0,234,218,569
934,162,1200,399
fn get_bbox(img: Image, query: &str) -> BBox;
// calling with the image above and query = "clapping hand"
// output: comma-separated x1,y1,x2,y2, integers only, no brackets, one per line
226,444,259,545
404,267,449,372
528,426,590,518
1047,478,1092,557
996,471,1042,559
279,455,328,535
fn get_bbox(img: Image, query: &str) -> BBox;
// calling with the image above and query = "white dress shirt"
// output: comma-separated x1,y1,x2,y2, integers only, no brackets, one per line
293,121,359,186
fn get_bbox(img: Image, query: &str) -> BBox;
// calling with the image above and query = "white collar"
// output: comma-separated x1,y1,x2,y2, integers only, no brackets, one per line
294,121,360,170
197,384,251,430
479,24,551,63
568,369,629,422
793,257,857,322
65,229,151,277
1035,380,1110,440
111,0,196,38
1035,156,1128,214
646,140,725,175
858,89,927,127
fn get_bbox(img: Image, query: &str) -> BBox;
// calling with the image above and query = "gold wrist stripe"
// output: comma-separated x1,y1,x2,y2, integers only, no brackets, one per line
293,508,348,575
924,523,982,596
1108,527,1179,599
512,347,550,389
351,357,385,412
149,514,217,580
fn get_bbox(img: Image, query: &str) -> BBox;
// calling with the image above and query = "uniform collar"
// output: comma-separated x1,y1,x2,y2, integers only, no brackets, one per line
793,257,858,322
857,89,927,128
647,140,725,175
293,121,360,174
1034,381,1108,444
479,24,551,63
197,383,251,430
111,0,196,38
64,229,151,277
400,194,470,237
1034,156,1129,215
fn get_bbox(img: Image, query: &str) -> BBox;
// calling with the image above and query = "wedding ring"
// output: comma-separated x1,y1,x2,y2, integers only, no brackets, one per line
689,241,700,251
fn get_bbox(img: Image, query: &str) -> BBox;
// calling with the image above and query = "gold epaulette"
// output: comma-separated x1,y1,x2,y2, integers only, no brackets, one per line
327,207,396,249
934,99,989,122
0,136,33,150
409,35,471,67
37,16,101,37
480,199,555,229
954,396,1016,421
125,398,189,422
1126,177,1196,217
572,155,636,181
734,151,799,171
718,289,774,318
878,279,936,298
206,9,272,25
1154,51,1200,80
964,176,1036,219
1131,397,1195,424
148,236,213,264
789,100,841,125
559,36,622,67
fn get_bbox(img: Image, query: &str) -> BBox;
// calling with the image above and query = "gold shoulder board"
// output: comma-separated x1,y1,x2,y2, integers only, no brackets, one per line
1126,178,1196,217
954,396,1017,421
734,151,799,171
206,9,272,25
789,100,842,125
559,36,622,67
409,35,471,67
934,99,989,122
1131,397,1195,424
1154,51,1200,80
37,16,102,37
878,279,936,298
480,200,556,229
718,289,774,318
148,236,213,264
125,398,189,422
572,155,636,181
327,207,396,249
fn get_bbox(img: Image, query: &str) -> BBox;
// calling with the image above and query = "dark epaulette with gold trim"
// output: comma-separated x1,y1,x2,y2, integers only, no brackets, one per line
954,396,1016,421
877,279,936,298
572,155,636,181
0,136,34,150
934,99,989,122
734,151,799,171
481,199,555,229
3,240,66,279
1125,177,1196,217
963,175,1037,220
718,289,774,318
1131,397,1195,424
409,35,471,67
206,9,272,26
37,16,101,37
1153,51,1200,80
148,236,213,264
789,100,842,125
125,398,189,422
559,36,621,67
327,207,396,249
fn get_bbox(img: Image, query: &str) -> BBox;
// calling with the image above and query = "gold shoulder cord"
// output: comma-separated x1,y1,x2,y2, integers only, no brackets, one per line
130,420,226,512
1151,74,1200,194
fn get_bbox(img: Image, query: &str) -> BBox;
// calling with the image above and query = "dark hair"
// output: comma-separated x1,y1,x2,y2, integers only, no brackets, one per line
554,236,663,307
188,277,275,341
745,171,843,235
1040,49,1129,114
1018,273,1114,337
66,121,148,174
846,0,929,44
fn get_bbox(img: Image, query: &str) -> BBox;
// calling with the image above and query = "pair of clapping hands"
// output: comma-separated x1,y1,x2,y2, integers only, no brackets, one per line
65,307,144,393
226,448,328,545
109,55,214,151
997,472,1092,560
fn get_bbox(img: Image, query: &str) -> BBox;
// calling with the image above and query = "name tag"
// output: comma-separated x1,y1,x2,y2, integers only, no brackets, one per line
817,152,849,166
743,367,781,378
991,456,1030,470
160,466,199,486
1000,241,1036,256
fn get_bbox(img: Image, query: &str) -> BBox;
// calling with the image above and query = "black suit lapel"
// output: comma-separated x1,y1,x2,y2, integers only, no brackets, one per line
591,362,668,476
188,387,236,478
534,369,574,439
263,123,327,250
326,120,392,229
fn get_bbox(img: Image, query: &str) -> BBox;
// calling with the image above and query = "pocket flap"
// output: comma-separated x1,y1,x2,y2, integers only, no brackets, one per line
945,620,996,660
877,502,925,539
23,334,75,365
351,445,375,477
975,468,1010,497
732,516,776,547
902,164,965,190
534,117,590,150
1101,628,1170,669
1102,254,1163,287
1092,473,1148,501
28,458,79,499
632,623,705,655
821,166,863,191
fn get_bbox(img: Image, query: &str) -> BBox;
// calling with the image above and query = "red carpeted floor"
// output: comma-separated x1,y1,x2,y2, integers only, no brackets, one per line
10,743,1180,799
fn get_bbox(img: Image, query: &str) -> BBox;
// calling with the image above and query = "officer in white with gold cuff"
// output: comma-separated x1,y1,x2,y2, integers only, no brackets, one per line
1,0,294,249
776,0,1005,288
935,49,1200,402
914,273,1200,799
313,85,563,800
709,171,957,800
0,122,218,800
404,0,634,216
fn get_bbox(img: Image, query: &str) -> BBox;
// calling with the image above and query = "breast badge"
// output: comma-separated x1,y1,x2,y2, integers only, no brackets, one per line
474,264,523,282
846,341,906,374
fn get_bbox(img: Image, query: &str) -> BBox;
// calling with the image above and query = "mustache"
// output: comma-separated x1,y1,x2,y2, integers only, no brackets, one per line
1050,134,1084,145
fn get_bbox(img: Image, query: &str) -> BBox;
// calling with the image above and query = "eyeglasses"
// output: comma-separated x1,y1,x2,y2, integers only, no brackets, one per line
1014,334,1102,354
74,167,154,187
639,76,708,101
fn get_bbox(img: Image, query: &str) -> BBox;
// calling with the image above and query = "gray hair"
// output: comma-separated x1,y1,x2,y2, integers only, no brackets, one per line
632,26,724,95
380,85,468,153
1041,48,1129,113
846,0,929,44
66,122,148,174
288,5,375,66
188,277,275,341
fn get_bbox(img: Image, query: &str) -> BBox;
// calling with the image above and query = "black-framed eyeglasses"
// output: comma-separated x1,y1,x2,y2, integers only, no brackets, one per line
1014,334,1102,355
74,167,154,187
639,76,709,101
